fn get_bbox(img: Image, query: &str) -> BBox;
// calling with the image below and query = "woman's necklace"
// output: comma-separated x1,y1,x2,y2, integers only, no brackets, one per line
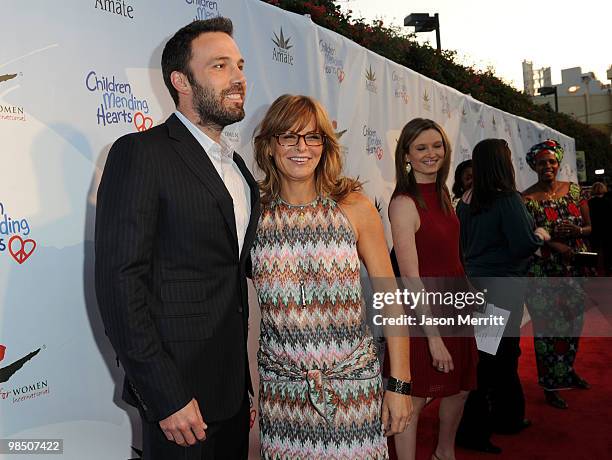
542,183,558,200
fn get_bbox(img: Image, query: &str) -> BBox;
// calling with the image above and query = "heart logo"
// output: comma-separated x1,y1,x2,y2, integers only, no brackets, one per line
337,69,345,83
134,111,153,132
0,344,5,362
9,235,36,264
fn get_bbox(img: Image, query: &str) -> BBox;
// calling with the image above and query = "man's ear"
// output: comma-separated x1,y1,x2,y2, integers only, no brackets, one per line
171,71,191,98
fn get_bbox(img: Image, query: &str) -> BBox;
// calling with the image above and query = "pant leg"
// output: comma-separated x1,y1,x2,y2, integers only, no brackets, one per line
456,351,494,445
201,392,250,460
142,392,249,460
142,416,202,460
490,337,525,431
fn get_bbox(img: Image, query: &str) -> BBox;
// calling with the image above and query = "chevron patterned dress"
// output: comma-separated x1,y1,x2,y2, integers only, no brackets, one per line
251,196,388,460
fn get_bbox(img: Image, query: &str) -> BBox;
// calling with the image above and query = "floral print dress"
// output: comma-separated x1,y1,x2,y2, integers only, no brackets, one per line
524,182,591,389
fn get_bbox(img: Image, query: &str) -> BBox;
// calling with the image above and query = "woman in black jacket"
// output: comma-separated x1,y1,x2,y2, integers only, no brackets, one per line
455,139,549,453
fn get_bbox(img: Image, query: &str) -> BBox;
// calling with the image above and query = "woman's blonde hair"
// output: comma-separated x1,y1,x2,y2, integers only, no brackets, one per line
253,94,361,204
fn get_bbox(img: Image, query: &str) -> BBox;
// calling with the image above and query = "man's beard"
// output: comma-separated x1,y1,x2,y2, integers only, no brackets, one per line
191,79,245,130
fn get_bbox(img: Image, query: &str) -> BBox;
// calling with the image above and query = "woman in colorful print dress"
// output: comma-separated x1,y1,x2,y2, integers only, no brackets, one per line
522,139,593,410
251,94,413,459
388,118,478,460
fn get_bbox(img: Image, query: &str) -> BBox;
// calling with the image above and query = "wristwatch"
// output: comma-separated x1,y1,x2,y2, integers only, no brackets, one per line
387,376,412,395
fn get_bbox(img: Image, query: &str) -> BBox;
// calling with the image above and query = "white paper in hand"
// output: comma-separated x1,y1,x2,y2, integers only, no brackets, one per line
474,303,510,355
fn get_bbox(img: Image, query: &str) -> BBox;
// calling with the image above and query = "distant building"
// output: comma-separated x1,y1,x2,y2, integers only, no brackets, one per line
532,66,612,142
523,60,551,96
556,67,609,96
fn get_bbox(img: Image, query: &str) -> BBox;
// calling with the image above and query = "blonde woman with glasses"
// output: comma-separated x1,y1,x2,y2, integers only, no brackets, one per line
250,94,412,459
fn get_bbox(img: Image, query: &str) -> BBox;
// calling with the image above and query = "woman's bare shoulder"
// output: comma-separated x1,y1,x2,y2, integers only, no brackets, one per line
340,191,375,212
389,193,418,214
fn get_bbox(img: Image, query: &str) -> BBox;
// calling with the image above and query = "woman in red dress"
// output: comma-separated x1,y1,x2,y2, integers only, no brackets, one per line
389,119,478,460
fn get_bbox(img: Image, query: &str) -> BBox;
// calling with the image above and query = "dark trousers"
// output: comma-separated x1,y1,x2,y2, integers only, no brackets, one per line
457,337,525,443
142,393,250,460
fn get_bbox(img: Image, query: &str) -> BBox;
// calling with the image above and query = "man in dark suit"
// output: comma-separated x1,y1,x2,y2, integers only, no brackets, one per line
95,17,260,459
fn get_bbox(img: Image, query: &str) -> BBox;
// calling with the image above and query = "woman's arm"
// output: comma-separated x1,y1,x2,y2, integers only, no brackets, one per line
388,195,454,374
500,193,544,259
579,197,592,236
343,193,411,382
556,185,592,237
341,192,412,436
388,195,420,277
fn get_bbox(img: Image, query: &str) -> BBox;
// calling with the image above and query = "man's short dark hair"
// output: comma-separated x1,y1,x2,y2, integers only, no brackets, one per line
161,17,234,106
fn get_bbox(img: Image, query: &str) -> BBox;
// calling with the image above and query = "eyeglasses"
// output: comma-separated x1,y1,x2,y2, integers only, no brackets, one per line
273,132,326,147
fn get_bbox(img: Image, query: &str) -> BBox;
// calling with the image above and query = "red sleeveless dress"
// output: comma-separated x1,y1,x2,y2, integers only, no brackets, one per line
410,182,478,397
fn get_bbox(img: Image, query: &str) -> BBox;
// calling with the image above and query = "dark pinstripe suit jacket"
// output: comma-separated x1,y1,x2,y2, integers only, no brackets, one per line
95,114,260,423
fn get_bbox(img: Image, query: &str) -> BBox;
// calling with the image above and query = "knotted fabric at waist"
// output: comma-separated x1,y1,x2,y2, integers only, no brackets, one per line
258,337,381,423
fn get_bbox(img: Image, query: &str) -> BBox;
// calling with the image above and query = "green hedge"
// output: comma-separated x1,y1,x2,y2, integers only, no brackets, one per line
262,0,611,182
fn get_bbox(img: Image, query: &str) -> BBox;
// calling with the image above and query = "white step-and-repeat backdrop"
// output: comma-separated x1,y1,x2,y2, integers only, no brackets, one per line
1,1,575,458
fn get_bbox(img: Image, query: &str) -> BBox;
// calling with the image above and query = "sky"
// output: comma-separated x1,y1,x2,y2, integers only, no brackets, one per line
336,0,611,90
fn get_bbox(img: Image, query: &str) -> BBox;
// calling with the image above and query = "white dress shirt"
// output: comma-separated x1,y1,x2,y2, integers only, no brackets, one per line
175,111,251,256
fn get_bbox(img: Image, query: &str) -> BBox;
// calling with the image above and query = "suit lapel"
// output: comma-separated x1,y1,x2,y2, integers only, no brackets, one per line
166,114,239,252
233,153,261,265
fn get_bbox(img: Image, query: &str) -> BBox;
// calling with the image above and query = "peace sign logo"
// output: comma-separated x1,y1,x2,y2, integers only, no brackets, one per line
134,111,153,132
8,235,36,264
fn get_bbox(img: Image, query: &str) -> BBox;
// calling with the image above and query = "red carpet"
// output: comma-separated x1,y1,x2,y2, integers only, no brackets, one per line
397,311,612,459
